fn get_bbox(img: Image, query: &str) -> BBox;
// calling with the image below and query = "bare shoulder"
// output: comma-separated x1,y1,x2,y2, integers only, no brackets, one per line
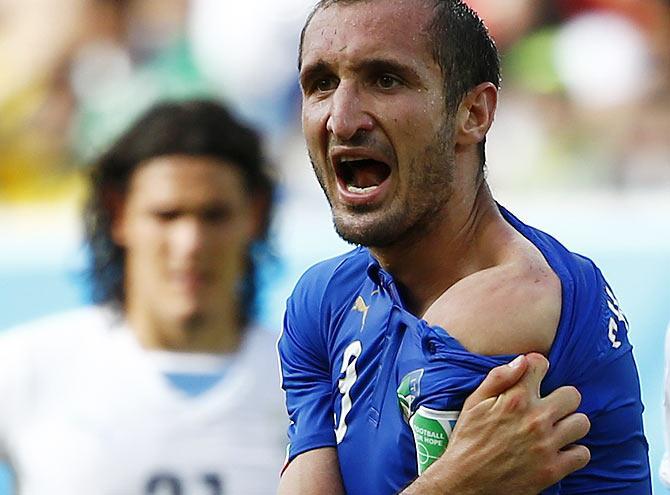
422,244,561,356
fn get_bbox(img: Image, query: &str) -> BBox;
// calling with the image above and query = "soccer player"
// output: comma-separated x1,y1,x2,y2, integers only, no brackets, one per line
278,0,651,493
0,100,286,494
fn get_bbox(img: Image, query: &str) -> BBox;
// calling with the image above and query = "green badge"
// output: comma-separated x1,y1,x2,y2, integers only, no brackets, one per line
409,406,459,474
397,369,425,421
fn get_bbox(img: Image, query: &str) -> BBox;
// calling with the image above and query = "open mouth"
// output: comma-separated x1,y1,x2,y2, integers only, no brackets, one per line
336,158,392,195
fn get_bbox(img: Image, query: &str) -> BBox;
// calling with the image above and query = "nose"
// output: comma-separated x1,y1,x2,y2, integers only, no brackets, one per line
172,217,206,260
326,82,374,142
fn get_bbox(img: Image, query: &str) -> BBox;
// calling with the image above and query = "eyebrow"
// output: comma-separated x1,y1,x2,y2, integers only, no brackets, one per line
355,58,422,85
299,60,331,89
300,57,423,88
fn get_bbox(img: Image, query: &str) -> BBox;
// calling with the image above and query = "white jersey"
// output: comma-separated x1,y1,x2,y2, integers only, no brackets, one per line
662,320,670,488
0,306,287,495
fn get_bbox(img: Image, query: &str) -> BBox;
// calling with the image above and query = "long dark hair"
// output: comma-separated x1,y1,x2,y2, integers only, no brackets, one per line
84,99,276,327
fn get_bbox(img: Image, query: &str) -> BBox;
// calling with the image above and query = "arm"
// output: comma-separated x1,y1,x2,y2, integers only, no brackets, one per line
280,354,590,495
558,352,650,494
279,448,344,495
277,266,345,494
401,353,590,495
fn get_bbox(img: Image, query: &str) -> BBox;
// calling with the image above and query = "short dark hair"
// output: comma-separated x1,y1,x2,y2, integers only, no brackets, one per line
84,99,275,327
298,0,501,172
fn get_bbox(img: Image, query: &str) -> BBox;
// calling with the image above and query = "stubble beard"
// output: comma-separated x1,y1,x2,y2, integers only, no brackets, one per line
309,123,455,248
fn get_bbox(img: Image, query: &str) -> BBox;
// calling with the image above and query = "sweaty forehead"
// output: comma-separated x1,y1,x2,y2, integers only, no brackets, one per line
302,0,434,65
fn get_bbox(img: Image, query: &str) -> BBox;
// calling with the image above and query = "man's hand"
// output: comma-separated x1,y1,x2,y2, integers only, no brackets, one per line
403,353,591,494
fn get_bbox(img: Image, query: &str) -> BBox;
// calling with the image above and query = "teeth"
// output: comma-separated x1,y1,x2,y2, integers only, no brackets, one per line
347,184,378,194
340,156,368,165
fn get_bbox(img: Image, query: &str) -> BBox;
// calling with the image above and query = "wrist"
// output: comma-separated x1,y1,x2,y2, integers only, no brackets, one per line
400,453,473,495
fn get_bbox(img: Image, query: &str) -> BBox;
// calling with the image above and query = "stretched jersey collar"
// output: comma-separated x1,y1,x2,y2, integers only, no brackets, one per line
364,248,384,285
362,248,408,309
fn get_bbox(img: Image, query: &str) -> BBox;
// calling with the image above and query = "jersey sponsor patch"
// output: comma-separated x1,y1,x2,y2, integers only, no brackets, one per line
409,406,459,474
398,370,459,474
397,368,424,422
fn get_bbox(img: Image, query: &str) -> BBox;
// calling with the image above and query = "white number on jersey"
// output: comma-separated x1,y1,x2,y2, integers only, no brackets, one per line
605,285,628,349
335,341,362,444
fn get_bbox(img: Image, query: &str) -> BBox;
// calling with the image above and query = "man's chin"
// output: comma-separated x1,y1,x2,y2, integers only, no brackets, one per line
178,310,208,332
169,302,207,329
333,215,404,248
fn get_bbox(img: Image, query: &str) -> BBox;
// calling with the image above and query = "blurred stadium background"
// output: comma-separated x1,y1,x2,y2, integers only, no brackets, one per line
0,0,668,493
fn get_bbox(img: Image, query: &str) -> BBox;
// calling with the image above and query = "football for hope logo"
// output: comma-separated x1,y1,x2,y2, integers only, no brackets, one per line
397,369,460,474
410,407,459,474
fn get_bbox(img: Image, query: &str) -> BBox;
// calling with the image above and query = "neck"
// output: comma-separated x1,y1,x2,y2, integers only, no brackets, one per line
126,302,242,354
370,181,511,316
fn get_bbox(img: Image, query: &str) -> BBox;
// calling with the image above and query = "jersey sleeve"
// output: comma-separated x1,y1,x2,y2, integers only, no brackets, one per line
277,266,337,465
407,323,515,413
544,261,651,493
559,352,650,494
544,259,634,386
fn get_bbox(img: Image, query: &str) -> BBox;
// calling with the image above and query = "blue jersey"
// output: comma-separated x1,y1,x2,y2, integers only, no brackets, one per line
278,206,650,494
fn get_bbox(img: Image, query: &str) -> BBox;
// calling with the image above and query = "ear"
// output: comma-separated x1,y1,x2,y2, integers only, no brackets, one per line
248,191,271,241
106,189,129,248
454,82,498,147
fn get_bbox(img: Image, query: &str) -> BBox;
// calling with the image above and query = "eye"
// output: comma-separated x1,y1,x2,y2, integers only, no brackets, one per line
377,74,401,90
154,209,180,222
314,76,338,93
202,206,233,224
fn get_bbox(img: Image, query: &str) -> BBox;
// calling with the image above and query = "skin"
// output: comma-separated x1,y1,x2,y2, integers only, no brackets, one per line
301,0,456,249
111,155,262,353
281,0,591,493
280,354,590,495
402,354,590,495
300,0,561,350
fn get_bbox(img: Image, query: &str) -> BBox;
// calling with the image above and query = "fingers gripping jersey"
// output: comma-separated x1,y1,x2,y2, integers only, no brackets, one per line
278,206,651,494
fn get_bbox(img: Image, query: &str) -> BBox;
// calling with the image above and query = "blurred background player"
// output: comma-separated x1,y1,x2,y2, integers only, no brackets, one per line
0,99,285,494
